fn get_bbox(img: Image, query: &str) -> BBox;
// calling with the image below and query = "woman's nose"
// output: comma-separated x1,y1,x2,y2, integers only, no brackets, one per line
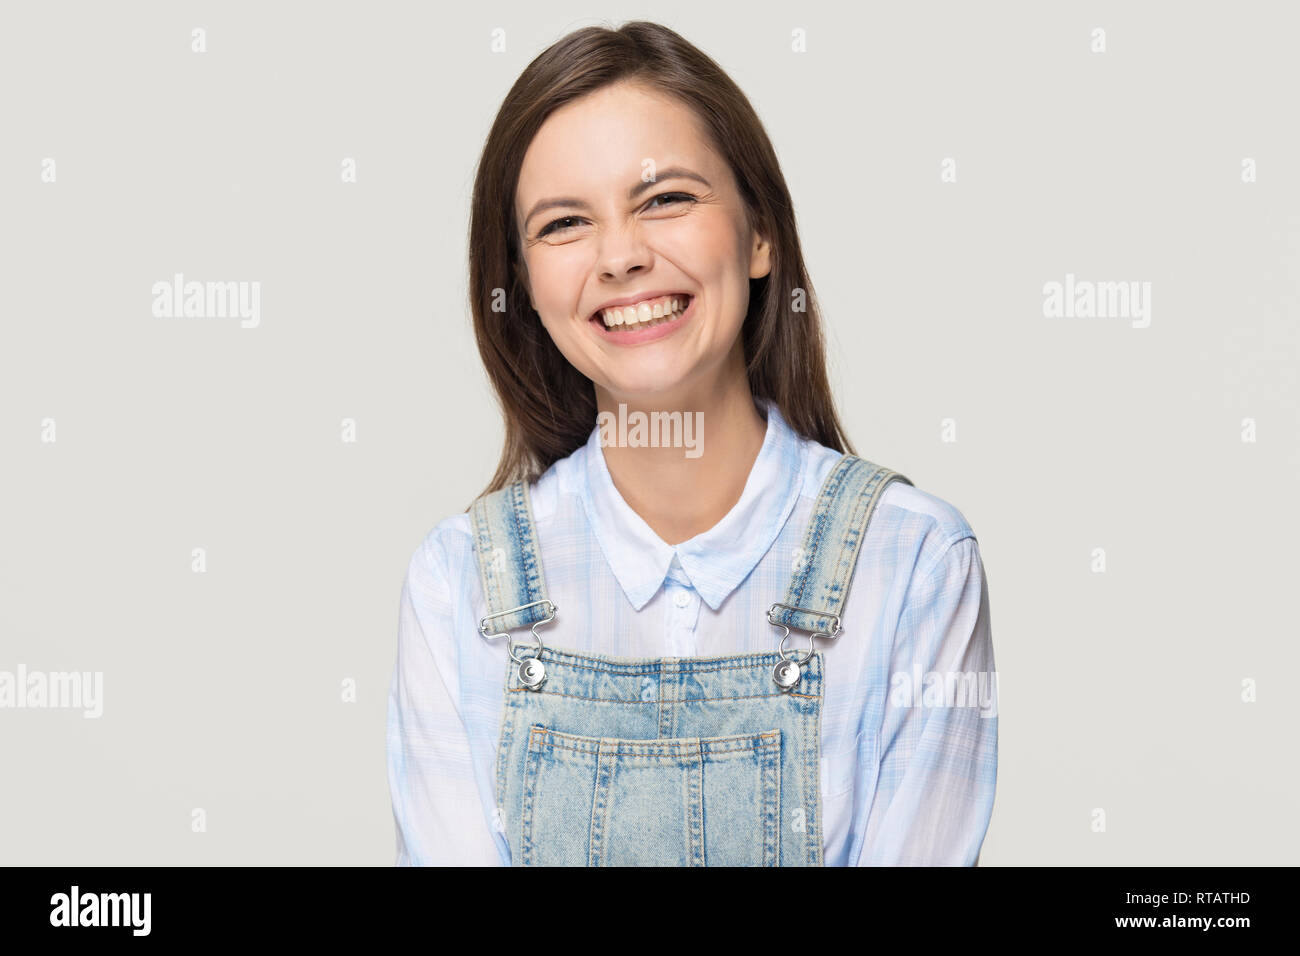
595,223,653,279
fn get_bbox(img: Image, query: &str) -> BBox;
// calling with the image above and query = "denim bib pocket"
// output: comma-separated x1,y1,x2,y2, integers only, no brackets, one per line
519,724,781,866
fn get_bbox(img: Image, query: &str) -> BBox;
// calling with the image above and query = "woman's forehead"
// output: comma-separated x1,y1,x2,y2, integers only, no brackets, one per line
519,86,714,189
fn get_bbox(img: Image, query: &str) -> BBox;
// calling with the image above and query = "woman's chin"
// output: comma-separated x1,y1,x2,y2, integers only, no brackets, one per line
594,372,696,405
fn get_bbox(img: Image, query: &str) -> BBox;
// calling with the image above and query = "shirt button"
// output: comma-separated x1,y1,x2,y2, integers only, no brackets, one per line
674,591,690,608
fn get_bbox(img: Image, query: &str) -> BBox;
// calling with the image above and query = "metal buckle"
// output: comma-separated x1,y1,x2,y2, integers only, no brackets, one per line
766,602,841,637
766,602,839,689
478,599,556,639
479,599,557,690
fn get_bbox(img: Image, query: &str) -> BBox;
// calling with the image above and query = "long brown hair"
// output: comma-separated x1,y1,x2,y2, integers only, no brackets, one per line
467,20,855,504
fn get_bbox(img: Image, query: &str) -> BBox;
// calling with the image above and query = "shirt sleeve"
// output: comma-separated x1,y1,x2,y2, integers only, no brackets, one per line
386,535,503,866
855,534,998,866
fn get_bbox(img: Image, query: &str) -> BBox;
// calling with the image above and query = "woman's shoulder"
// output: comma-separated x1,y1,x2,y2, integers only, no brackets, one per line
405,457,572,591
799,441,979,566
403,510,474,598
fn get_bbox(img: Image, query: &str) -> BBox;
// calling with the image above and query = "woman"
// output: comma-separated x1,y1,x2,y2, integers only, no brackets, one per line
387,20,997,866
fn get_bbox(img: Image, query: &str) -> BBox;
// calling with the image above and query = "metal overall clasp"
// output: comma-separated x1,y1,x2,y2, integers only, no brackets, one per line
478,599,557,690
766,602,841,690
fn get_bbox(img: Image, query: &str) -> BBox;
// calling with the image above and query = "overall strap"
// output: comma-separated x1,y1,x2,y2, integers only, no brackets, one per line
469,480,554,635
768,455,912,636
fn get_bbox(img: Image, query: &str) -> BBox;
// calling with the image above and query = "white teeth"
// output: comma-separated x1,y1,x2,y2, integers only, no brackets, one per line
599,294,689,328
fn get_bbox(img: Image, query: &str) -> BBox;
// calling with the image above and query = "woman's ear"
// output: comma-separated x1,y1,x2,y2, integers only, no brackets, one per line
749,227,773,280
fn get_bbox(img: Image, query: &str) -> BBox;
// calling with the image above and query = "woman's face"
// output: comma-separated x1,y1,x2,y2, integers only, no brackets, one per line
513,80,771,405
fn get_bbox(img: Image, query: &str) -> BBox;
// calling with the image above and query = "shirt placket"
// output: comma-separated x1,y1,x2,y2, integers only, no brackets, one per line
663,554,702,656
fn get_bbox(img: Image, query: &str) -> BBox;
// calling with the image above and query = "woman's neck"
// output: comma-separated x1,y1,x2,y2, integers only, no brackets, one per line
594,369,767,547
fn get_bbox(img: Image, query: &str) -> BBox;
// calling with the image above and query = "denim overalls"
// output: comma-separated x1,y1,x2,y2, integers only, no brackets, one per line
471,453,911,866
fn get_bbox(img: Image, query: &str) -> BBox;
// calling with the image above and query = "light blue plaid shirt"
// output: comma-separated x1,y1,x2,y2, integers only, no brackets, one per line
387,400,997,865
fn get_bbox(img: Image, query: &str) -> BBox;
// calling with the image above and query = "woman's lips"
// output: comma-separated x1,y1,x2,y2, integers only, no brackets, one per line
588,295,695,346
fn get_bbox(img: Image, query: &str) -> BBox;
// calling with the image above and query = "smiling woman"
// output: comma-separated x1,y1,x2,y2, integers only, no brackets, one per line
388,20,998,868
468,23,853,505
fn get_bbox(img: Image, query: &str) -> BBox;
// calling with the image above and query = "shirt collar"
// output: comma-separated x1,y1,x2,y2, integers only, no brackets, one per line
577,398,807,612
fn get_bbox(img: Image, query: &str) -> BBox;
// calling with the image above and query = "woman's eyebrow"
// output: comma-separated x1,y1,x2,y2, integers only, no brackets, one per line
628,166,712,199
523,166,712,231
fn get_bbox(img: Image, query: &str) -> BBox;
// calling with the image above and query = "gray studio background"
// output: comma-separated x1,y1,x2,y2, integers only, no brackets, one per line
2,1,1296,865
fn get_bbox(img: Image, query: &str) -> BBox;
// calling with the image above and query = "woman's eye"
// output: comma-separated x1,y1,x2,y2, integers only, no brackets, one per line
537,194,695,238
647,192,696,210
538,216,584,238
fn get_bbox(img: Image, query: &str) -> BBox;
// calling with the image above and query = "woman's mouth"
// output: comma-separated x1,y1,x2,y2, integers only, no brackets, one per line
588,293,695,345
